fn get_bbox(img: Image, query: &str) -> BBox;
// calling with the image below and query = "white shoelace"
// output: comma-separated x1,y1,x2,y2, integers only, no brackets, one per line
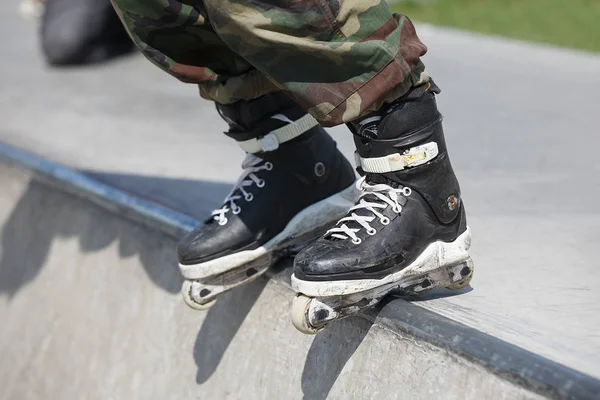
327,176,411,244
212,154,272,226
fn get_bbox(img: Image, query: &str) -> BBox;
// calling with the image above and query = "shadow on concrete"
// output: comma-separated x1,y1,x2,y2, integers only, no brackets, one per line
192,263,293,383
301,316,373,400
0,171,230,297
297,285,473,399
193,277,269,383
0,179,178,297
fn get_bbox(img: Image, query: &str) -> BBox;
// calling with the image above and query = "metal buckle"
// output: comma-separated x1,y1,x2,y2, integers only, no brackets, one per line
259,132,279,152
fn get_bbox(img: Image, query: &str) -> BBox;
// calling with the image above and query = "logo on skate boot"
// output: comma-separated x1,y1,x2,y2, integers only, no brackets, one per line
356,116,381,139
361,125,379,138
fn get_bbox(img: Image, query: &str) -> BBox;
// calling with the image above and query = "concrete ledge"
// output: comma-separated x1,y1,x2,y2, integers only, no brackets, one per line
1,141,599,399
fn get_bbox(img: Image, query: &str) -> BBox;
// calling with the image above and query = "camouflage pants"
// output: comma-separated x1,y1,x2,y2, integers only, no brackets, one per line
111,0,429,126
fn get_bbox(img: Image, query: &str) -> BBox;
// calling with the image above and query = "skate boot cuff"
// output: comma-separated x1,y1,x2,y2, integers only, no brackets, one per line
236,113,319,153
351,85,462,225
216,92,319,154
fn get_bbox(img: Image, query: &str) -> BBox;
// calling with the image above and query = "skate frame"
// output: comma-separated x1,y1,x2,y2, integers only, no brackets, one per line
187,224,332,306
306,259,474,329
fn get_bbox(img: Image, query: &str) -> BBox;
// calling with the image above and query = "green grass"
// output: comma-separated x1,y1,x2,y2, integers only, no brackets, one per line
389,0,600,52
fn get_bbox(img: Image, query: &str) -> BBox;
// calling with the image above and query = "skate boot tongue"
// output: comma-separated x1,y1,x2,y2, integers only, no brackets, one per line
359,175,399,209
364,173,400,187
241,153,266,169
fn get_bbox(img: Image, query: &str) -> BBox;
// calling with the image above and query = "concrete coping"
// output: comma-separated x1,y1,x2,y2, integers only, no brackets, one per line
1,141,599,400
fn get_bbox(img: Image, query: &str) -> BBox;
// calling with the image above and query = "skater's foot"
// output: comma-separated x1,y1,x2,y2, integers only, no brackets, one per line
178,150,356,281
177,92,357,305
291,82,473,332
292,175,470,295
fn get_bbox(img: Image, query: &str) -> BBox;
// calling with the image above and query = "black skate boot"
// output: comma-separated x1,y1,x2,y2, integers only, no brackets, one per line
178,92,357,309
291,83,473,333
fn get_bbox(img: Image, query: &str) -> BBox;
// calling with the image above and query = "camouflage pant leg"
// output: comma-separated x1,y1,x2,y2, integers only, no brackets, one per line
203,0,429,125
111,0,429,126
110,0,280,104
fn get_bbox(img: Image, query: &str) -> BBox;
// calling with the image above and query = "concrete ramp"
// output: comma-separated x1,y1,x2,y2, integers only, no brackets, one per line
1,145,599,400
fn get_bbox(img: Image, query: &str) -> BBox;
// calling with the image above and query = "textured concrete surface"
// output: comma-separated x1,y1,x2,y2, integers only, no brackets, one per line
0,163,546,400
1,0,600,383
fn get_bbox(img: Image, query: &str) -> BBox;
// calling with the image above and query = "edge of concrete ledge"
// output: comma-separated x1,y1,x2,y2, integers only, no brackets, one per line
0,142,197,239
1,141,599,400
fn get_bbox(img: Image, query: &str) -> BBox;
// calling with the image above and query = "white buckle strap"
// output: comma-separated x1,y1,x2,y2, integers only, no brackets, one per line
238,113,319,153
356,142,439,173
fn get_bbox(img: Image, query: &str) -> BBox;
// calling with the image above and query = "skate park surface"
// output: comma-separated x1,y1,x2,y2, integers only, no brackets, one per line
1,1,600,398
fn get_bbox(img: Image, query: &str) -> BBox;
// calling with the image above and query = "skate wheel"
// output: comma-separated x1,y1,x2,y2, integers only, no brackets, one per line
291,295,324,335
181,281,217,310
447,262,474,291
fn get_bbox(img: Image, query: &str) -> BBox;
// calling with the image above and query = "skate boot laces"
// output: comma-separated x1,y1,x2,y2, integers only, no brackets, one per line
326,176,411,244
212,154,273,226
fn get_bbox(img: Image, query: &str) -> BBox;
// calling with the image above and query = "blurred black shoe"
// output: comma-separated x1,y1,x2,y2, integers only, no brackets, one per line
40,0,134,66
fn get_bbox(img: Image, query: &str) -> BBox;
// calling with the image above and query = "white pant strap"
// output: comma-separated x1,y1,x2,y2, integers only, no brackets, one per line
237,114,319,153
356,142,439,173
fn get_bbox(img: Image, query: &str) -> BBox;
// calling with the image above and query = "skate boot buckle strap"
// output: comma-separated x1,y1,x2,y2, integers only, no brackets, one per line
238,114,319,153
356,142,439,173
